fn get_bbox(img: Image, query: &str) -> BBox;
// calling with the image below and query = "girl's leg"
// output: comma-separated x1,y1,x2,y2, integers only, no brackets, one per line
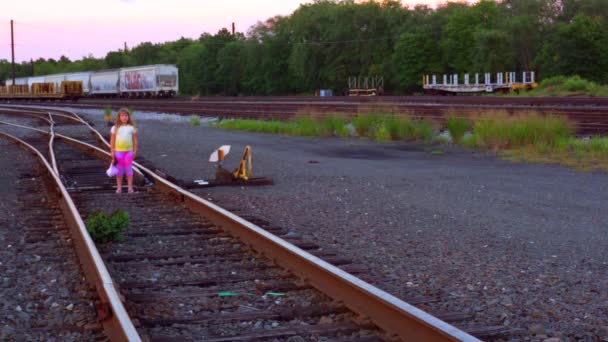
114,151,127,193
122,151,135,193
116,176,123,193
127,176,133,193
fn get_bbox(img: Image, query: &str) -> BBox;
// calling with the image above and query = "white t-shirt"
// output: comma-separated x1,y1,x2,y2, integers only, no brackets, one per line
111,125,137,151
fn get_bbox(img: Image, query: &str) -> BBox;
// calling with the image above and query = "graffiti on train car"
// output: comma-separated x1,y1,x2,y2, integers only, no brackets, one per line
123,70,155,91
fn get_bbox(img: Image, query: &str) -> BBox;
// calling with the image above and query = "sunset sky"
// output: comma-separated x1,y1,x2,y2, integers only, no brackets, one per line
0,0,452,62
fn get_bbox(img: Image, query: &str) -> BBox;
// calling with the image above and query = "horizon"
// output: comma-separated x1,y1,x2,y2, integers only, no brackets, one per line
0,0,450,63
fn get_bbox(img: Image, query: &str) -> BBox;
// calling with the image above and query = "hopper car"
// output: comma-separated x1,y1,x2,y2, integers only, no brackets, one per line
1,64,178,101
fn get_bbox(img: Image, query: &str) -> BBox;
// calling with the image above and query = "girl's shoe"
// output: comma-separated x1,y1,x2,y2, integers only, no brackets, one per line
128,188,135,194
116,189,122,194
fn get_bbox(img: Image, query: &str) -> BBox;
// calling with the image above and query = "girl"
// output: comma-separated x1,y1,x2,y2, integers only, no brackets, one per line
110,108,138,193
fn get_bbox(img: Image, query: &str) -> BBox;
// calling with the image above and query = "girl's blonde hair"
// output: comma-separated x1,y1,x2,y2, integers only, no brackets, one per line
115,108,135,127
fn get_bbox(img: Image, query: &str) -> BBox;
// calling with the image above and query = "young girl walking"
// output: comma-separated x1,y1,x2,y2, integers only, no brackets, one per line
110,108,138,193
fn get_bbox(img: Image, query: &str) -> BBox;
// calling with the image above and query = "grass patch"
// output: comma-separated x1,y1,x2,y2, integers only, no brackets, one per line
352,112,433,142
86,210,130,243
500,137,608,172
213,110,434,143
189,116,201,126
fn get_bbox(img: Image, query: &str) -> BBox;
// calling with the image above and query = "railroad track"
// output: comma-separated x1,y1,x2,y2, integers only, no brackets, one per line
0,139,106,341
4,95,608,135
0,106,519,341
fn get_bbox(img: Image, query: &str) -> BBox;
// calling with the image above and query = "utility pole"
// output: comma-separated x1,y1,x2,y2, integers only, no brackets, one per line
31,58,34,75
124,41,128,52
231,22,235,35
11,19,15,85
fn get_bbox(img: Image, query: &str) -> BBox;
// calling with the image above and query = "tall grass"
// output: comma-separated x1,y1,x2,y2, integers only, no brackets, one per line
468,111,573,150
445,115,470,143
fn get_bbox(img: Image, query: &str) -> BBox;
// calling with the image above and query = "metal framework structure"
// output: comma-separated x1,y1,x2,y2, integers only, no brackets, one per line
423,71,537,94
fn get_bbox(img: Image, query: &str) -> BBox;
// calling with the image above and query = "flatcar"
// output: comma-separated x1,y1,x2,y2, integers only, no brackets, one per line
422,71,538,95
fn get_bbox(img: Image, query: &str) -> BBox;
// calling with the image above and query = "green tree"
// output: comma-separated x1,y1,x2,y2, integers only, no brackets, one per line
177,42,208,95
392,30,440,91
537,14,608,82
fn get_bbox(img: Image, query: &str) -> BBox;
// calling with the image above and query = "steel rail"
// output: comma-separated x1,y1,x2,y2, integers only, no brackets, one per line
0,105,83,123
0,129,141,342
3,107,481,340
47,111,60,175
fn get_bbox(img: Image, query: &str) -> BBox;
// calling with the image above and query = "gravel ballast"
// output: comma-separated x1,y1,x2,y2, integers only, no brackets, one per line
0,136,104,341
74,109,608,341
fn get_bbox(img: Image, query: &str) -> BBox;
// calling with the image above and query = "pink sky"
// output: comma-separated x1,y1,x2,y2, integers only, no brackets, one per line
0,0,449,63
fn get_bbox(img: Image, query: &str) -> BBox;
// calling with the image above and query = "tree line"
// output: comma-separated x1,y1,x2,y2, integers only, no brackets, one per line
1,0,607,95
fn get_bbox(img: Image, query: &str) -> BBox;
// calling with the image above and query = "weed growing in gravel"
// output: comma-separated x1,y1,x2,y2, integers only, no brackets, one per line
86,210,130,243
103,107,113,121
189,116,201,126
446,116,470,144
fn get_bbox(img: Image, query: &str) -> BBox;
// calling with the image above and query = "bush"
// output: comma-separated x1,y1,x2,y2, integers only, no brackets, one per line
189,116,201,126
446,116,469,144
563,75,594,92
86,210,130,243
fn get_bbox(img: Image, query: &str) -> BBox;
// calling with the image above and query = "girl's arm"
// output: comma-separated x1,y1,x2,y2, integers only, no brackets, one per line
132,132,138,159
110,133,116,161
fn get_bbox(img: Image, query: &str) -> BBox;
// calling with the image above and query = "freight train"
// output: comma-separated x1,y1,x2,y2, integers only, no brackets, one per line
1,64,178,101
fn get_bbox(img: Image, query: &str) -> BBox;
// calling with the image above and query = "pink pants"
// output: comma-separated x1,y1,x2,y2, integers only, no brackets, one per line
114,151,134,177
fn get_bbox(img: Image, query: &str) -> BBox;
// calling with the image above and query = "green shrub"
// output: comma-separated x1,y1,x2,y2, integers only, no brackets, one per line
189,116,201,126
86,210,130,243
446,116,469,144
563,76,594,92
539,76,567,88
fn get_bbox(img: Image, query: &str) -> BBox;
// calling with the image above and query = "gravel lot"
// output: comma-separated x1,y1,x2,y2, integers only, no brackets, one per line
75,109,608,341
